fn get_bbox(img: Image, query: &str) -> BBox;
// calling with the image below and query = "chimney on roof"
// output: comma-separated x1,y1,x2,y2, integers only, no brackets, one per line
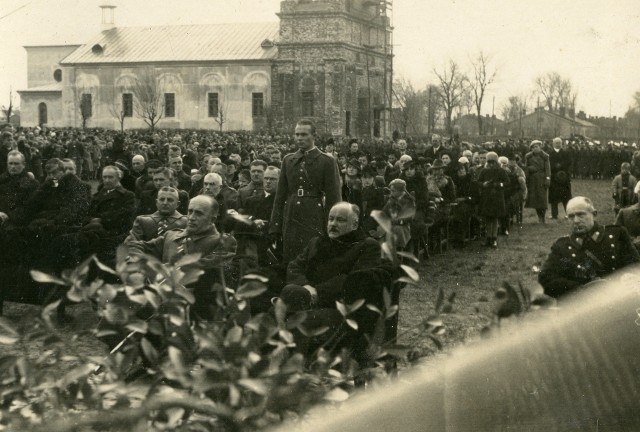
99,3,116,32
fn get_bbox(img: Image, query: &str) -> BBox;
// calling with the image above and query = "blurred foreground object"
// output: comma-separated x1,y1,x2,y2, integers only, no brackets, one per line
276,267,640,431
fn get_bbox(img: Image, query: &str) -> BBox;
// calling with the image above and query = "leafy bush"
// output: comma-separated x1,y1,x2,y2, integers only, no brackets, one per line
0,211,446,431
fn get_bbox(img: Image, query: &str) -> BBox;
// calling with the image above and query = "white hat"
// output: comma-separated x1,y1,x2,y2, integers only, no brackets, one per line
458,156,469,164
399,154,412,163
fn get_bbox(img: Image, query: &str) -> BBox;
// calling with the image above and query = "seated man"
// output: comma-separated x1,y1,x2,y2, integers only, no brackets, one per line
125,186,187,242
86,166,136,237
137,167,189,215
538,196,640,298
128,195,236,319
200,173,230,231
61,158,92,200
280,202,381,312
0,150,39,227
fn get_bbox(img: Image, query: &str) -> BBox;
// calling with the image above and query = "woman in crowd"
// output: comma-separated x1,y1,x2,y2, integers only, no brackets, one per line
478,152,510,248
524,140,551,223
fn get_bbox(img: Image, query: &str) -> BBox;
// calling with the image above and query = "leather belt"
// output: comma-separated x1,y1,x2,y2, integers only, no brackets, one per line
292,188,321,198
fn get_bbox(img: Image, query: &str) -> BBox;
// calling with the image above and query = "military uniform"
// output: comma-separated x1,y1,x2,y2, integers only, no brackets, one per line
124,210,187,242
538,223,640,298
270,147,342,262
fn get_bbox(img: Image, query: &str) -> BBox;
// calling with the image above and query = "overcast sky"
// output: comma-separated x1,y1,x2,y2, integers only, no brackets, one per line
1,0,639,118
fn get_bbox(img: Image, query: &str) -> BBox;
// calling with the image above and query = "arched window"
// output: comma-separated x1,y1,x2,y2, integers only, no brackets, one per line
38,102,48,125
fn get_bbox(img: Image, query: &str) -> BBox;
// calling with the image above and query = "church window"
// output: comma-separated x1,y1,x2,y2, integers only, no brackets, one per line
122,93,133,117
38,102,48,125
302,91,314,116
208,93,219,117
165,93,175,117
53,69,62,82
252,92,264,117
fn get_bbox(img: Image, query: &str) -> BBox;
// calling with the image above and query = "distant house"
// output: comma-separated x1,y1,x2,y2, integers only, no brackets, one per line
505,108,599,138
454,113,506,136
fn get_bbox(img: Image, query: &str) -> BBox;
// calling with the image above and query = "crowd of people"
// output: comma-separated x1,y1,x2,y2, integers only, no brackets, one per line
2,119,640,354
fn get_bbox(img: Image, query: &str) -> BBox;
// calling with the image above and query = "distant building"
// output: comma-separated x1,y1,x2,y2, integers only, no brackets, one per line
505,107,599,138
18,0,393,137
453,113,506,136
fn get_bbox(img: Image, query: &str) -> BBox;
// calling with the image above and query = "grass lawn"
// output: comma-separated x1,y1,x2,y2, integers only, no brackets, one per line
2,179,615,368
397,178,616,359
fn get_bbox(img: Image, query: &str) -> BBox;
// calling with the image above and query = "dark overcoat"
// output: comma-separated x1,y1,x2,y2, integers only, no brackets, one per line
27,173,90,227
538,223,640,298
477,166,510,218
88,185,136,235
0,171,39,224
524,151,550,209
270,147,342,262
286,230,381,308
548,149,572,204
614,203,640,238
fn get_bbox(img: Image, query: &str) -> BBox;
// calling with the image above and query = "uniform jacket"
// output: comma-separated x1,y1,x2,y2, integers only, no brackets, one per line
0,171,39,224
524,151,551,209
549,148,572,203
27,173,90,226
270,146,342,262
614,203,640,238
128,225,236,270
88,185,135,234
287,229,381,307
238,182,264,210
124,210,187,242
538,223,640,298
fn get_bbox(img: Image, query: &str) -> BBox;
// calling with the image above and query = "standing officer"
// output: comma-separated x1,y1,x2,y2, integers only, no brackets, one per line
548,137,573,219
270,119,342,262
538,196,640,298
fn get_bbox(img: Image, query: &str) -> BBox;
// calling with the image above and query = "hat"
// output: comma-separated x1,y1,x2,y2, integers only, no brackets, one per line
458,156,470,164
362,165,376,177
399,154,412,163
347,159,361,170
486,152,499,162
430,159,445,170
529,140,543,150
114,160,129,172
389,178,406,190
403,160,416,170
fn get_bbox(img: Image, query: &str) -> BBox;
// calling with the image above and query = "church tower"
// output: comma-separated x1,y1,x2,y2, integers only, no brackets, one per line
273,0,393,138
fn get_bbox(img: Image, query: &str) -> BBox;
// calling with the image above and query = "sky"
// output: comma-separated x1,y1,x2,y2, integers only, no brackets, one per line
0,0,639,118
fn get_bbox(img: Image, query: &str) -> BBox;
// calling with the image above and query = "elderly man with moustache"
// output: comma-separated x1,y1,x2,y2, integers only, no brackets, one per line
539,196,640,299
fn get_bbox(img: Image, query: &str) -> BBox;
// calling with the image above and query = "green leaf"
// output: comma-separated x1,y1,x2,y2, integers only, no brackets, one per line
237,378,268,395
67,287,83,303
385,305,399,319
400,265,419,282
324,387,350,402
225,326,243,346
365,304,382,315
174,252,203,268
370,210,391,234
397,251,419,263
125,320,148,334
0,334,18,345
92,256,117,275
175,286,196,304
30,270,67,285
242,273,269,284
236,281,268,299
346,319,358,330
180,268,204,286
298,324,330,337
285,311,307,330
140,337,158,364
336,301,348,317
381,241,395,262
396,276,421,286
348,299,365,313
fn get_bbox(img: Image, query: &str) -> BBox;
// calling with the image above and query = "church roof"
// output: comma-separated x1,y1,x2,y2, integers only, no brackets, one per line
61,22,279,65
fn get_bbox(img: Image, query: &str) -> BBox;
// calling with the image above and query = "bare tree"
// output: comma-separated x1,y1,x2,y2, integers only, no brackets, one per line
501,95,529,137
213,95,230,132
534,71,576,113
468,51,497,135
392,77,427,135
108,95,126,132
433,60,468,135
133,68,164,130
425,84,442,134
1,88,14,123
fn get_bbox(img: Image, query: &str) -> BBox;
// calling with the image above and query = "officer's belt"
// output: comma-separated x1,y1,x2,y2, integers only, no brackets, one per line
290,188,322,198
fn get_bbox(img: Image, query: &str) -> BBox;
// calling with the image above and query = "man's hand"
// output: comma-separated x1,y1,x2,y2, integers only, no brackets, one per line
254,219,266,229
303,285,318,305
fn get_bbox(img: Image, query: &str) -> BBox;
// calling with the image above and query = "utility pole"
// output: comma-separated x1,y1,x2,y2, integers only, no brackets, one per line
427,86,432,136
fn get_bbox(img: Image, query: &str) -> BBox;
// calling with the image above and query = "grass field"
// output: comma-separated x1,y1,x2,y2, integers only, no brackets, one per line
2,179,615,369
397,178,616,359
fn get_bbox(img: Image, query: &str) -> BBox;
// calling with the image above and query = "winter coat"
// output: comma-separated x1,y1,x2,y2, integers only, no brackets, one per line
286,229,381,308
0,171,39,225
477,166,510,218
549,149,572,204
87,185,136,235
269,147,342,262
27,173,90,227
524,151,550,209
